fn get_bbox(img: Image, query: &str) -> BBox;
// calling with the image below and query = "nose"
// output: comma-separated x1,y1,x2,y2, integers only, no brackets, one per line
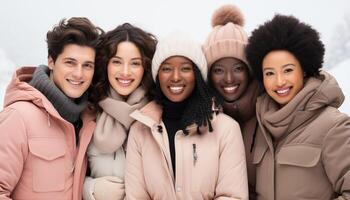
224,70,233,83
72,65,83,78
122,63,130,76
276,73,286,86
171,68,181,82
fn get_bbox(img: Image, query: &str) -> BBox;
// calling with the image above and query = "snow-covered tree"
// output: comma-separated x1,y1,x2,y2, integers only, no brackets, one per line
325,12,350,69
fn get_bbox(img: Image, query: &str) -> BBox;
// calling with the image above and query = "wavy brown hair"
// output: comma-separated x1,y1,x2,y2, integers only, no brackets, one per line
90,23,157,112
46,17,102,62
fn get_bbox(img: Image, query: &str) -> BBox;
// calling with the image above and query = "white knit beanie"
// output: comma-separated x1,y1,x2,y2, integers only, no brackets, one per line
152,32,208,82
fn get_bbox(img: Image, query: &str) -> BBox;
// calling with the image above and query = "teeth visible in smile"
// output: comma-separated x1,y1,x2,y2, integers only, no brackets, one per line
170,86,184,93
118,79,132,84
276,88,289,94
68,80,83,85
223,85,238,92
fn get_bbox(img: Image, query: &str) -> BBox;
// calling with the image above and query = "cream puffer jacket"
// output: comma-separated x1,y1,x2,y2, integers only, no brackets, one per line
83,87,148,200
125,101,249,200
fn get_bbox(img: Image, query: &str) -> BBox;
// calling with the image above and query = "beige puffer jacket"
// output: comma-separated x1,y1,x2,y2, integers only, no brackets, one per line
253,71,350,200
125,101,248,200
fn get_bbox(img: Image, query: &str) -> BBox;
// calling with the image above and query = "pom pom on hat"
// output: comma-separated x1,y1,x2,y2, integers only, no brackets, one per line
211,4,245,27
152,31,208,82
203,4,250,71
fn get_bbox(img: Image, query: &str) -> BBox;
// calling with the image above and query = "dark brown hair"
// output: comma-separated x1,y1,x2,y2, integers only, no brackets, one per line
90,23,157,112
46,17,102,62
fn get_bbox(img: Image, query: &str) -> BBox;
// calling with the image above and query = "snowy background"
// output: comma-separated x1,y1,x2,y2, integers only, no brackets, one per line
0,0,349,114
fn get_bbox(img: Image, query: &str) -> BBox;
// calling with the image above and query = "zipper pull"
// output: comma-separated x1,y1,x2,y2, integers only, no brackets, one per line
157,125,163,133
193,143,198,166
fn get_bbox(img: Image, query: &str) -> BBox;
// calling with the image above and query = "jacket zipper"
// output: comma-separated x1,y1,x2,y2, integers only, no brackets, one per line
192,143,198,166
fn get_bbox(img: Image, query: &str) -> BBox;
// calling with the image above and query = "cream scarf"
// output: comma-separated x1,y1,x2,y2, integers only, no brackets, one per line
93,86,148,153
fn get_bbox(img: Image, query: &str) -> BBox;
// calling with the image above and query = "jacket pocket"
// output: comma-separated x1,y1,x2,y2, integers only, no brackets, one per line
277,145,321,167
28,138,66,192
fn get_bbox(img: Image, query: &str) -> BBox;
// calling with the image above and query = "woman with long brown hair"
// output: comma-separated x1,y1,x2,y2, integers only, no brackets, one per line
83,23,157,200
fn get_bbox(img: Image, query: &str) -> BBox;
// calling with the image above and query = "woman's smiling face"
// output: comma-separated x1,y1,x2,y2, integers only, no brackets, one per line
158,56,195,102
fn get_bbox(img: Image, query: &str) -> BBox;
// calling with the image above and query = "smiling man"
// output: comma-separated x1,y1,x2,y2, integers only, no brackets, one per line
0,17,101,200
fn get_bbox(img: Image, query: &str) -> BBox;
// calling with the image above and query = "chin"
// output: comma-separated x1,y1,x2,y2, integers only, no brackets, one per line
66,91,85,99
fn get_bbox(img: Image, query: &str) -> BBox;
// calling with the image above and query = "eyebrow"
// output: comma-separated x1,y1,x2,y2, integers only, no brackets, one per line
63,57,77,61
113,56,142,61
63,57,94,64
263,63,295,71
85,61,95,65
282,63,295,68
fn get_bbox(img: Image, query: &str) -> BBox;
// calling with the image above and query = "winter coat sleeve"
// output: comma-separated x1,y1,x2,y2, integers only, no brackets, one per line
214,118,249,200
125,123,151,200
322,112,350,200
0,108,28,200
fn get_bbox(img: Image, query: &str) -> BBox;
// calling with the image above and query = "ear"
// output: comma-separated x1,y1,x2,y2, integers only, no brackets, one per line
48,56,54,70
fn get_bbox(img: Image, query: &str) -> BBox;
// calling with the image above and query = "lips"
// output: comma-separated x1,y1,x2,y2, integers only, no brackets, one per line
275,87,291,96
169,85,184,94
222,85,238,94
117,78,134,86
67,79,84,86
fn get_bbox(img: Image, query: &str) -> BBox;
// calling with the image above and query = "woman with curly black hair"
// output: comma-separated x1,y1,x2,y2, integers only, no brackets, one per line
83,23,157,200
246,14,350,199
125,32,248,199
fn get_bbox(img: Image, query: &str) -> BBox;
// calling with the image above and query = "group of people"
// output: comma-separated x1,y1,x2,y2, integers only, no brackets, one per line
0,3,349,200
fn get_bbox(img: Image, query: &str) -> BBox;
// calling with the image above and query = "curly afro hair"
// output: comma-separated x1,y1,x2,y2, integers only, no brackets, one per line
245,14,325,82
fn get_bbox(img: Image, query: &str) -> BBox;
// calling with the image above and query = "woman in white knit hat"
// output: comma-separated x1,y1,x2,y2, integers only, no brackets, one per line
125,32,248,200
202,5,263,199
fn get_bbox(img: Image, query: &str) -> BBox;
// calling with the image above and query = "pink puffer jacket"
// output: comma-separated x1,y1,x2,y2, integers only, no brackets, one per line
0,67,96,200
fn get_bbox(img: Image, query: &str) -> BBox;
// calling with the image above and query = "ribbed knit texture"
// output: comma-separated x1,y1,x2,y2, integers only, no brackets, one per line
161,97,188,177
152,31,208,81
29,65,88,123
203,5,250,69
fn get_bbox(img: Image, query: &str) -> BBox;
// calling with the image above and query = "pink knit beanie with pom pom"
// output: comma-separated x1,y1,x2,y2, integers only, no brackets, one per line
202,4,250,69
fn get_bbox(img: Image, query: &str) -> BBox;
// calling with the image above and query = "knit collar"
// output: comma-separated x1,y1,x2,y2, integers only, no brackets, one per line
29,65,88,123
161,97,189,120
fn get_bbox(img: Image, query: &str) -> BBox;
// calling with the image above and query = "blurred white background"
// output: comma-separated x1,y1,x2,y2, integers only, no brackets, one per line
0,0,349,114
